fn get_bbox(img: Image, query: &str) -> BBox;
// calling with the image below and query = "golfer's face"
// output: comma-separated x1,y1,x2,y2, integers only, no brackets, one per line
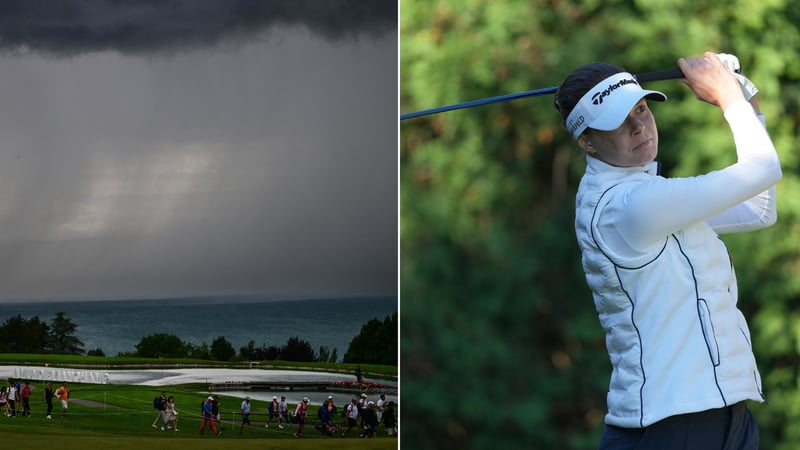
583,99,659,167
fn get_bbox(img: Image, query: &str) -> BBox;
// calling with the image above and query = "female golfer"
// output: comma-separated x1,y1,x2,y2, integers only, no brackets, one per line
554,52,781,449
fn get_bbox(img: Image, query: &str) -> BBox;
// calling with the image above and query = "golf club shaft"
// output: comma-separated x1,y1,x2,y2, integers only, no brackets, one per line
400,68,684,120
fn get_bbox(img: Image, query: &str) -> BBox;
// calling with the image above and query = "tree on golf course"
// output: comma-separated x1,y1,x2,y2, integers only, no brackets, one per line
48,312,85,355
135,333,190,358
210,335,236,361
344,313,397,365
0,315,50,354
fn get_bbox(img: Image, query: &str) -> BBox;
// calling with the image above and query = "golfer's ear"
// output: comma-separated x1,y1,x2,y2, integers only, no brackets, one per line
577,134,593,153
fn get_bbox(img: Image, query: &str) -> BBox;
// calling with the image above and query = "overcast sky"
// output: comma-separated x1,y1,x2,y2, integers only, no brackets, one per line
0,1,397,302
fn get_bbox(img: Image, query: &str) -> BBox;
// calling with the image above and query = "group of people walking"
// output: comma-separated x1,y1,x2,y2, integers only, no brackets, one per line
153,389,398,439
152,391,226,436
2,378,398,440
237,392,397,438
240,393,290,432
235,392,398,439
0,380,69,420
307,392,397,439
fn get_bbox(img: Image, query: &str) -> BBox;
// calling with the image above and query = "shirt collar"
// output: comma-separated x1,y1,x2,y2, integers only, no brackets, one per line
586,155,661,176
644,161,661,175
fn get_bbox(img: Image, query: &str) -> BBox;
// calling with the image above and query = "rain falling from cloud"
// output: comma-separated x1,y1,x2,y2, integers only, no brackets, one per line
0,1,397,301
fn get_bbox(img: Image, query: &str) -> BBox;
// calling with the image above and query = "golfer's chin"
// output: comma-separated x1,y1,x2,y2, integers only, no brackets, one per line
633,140,658,165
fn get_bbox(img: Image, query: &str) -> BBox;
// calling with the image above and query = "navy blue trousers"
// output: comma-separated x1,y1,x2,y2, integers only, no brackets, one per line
598,402,758,450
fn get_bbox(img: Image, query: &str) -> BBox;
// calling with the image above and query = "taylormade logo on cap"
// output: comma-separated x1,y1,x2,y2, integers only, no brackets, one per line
591,77,639,105
565,72,666,140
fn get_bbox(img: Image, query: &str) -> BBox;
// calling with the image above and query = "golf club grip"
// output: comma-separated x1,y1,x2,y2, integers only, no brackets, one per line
635,68,685,83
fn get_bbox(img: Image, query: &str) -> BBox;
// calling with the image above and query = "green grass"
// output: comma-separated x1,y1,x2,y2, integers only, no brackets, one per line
1,382,397,449
0,435,396,450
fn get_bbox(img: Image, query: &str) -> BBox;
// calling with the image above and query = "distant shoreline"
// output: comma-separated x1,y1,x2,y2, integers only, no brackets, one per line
0,293,398,307
0,296,397,358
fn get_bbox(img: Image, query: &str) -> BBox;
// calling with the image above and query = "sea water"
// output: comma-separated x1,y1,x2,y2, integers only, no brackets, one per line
0,295,397,359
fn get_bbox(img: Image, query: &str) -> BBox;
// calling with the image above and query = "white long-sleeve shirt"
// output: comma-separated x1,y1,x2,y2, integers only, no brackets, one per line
575,100,781,428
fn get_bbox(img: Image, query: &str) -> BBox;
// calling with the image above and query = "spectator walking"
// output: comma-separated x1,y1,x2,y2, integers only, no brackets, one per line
266,395,279,428
21,381,31,417
199,396,221,436
212,395,223,431
358,393,368,429
152,390,168,429
55,382,69,418
292,397,309,438
341,398,359,437
358,392,368,409
163,396,179,432
317,398,334,436
376,394,385,424
239,396,254,433
327,395,338,422
360,401,378,438
0,386,8,417
382,401,396,436
13,380,21,416
43,383,54,419
278,395,288,427
7,380,17,417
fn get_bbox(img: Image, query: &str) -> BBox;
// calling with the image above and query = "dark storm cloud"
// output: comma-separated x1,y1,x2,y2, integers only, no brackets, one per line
0,0,396,56
0,2,397,301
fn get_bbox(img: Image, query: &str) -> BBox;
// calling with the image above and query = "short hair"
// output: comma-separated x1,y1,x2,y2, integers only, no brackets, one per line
553,63,626,129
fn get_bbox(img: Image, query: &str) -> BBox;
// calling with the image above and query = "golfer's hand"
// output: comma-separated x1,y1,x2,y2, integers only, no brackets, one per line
678,52,745,110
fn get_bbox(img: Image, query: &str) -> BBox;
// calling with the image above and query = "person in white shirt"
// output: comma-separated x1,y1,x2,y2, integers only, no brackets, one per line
376,394,385,424
341,397,360,437
278,396,288,428
164,396,179,432
7,381,17,417
554,52,781,449
239,396,253,433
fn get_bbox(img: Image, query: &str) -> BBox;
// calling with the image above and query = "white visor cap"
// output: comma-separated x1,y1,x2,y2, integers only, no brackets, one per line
565,72,666,140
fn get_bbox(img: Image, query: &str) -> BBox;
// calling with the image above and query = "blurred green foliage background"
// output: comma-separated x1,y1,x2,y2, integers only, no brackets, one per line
400,1,800,449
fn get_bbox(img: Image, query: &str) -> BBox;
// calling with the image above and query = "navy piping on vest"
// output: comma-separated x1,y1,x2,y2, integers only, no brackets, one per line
613,264,647,428
738,326,765,399
589,184,669,428
738,326,751,347
754,372,765,400
673,234,727,405
725,236,763,400
589,184,668,269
